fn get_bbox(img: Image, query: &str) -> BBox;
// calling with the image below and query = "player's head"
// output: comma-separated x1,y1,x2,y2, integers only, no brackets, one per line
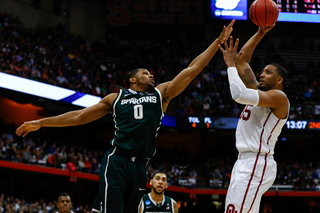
57,193,72,213
126,68,155,91
258,63,287,91
150,171,168,195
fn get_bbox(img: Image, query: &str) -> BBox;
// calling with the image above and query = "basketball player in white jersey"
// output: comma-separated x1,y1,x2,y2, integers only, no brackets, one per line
218,25,289,213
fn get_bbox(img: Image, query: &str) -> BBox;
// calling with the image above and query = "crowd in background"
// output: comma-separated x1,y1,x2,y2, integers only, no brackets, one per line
0,193,91,213
1,9,320,212
2,118,320,192
1,10,320,190
1,11,320,119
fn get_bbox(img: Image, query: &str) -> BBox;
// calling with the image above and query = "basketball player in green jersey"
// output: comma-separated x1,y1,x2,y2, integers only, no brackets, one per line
57,193,73,213
16,20,235,213
139,172,178,213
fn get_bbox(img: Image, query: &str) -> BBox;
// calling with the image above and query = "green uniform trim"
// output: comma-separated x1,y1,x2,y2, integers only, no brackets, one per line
140,193,174,213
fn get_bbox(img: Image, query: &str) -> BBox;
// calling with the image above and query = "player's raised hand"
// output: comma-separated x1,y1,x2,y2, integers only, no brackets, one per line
258,24,275,34
16,120,41,137
217,19,235,44
218,36,244,68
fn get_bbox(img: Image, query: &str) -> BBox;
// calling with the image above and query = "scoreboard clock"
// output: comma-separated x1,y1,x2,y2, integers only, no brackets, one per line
285,120,320,130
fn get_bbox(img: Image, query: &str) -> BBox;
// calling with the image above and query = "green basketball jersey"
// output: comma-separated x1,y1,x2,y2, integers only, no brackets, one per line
140,193,174,213
111,88,164,158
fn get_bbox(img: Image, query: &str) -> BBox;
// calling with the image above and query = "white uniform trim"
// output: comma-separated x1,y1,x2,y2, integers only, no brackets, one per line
104,147,117,213
91,209,101,213
111,90,123,146
148,193,166,206
154,87,165,143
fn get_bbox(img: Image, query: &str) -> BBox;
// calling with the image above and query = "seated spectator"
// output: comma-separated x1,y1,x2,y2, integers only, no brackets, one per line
90,157,100,175
21,145,32,163
56,72,68,85
46,151,61,168
188,169,197,188
83,156,92,173
77,155,85,172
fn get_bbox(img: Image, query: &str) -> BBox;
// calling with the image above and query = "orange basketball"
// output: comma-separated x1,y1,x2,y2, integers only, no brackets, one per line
249,0,279,27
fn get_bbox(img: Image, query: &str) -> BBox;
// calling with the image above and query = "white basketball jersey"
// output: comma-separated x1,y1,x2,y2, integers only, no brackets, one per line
236,104,288,155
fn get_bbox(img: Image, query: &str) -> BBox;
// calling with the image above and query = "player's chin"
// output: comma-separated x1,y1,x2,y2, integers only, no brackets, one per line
258,85,266,91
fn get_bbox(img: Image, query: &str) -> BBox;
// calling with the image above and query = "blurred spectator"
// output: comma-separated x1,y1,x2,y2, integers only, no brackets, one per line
46,151,61,168
188,169,197,188
21,145,32,163
83,156,92,173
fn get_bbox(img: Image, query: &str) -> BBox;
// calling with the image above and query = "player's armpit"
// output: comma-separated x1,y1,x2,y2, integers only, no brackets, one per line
156,81,171,111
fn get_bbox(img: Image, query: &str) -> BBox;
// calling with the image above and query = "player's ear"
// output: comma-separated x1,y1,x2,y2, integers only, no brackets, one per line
129,77,137,84
149,179,153,185
277,76,283,86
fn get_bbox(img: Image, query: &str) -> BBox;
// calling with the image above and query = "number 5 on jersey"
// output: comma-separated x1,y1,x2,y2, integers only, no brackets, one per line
240,105,251,121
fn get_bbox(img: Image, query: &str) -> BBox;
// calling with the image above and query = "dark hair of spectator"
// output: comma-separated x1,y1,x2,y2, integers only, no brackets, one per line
270,63,288,88
125,68,142,88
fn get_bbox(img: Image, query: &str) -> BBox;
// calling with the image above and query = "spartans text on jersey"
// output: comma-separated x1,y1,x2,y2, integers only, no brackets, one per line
121,96,157,105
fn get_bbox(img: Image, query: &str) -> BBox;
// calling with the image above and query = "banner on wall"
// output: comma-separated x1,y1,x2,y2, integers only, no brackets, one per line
105,0,208,38
106,0,206,26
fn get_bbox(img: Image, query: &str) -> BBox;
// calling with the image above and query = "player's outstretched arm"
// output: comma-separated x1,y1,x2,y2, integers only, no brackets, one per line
16,93,117,137
157,20,235,111
220,37,288,118
235,25,275,89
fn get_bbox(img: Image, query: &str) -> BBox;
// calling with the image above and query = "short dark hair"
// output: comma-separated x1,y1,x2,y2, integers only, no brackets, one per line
151,171,167,179
125,68,142,88
270,63,288,88
58,193,70,201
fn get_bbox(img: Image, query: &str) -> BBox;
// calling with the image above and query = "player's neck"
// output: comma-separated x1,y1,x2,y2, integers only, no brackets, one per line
129,84,153,93
150,192,164,204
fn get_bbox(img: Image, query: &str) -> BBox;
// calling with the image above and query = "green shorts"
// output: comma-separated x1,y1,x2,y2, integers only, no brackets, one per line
92,146,149,213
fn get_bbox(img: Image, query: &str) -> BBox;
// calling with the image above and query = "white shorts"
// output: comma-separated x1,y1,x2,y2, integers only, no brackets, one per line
224,153,276,213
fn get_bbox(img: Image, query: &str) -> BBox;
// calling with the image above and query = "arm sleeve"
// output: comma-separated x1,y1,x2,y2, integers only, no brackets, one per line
227,67,259,106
